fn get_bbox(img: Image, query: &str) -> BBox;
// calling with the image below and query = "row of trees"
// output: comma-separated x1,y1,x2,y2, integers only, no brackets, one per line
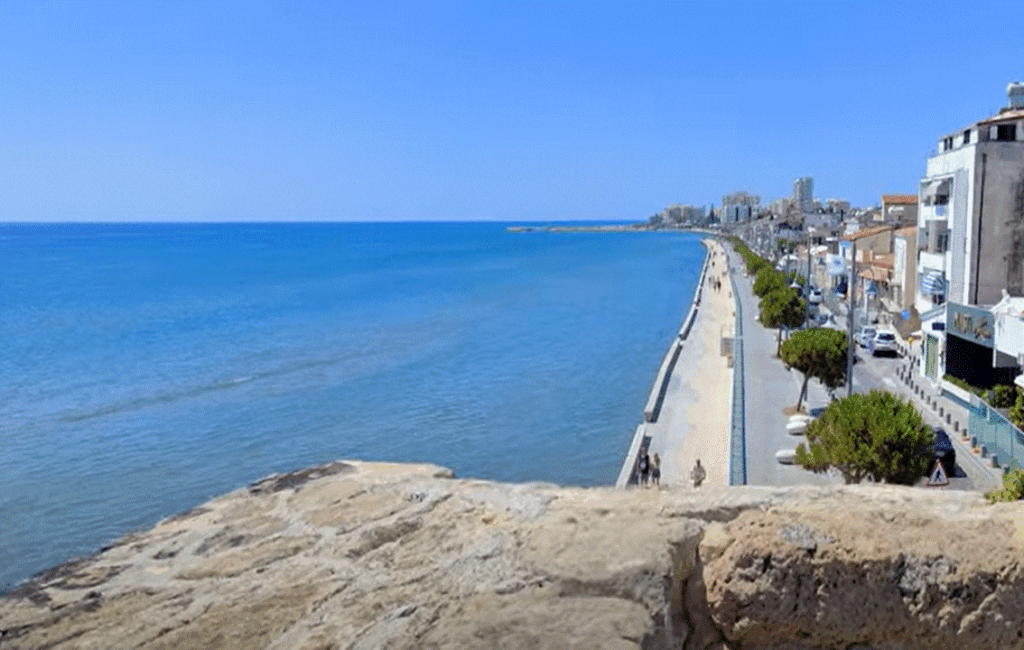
728,239,1022,498
728,237,950,489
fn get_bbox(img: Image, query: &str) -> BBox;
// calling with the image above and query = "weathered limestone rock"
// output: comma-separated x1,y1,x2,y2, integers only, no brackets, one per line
1,461,1022,649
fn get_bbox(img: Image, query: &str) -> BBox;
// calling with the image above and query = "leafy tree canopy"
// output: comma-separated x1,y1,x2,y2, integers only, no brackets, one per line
780,328,847,409
760,287,805,330
796,390,934,485
753,267,785,297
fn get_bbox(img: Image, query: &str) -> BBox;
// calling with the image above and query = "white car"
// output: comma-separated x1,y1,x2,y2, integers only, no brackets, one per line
871,330,898,356
857,326,877,348
807,288,823,304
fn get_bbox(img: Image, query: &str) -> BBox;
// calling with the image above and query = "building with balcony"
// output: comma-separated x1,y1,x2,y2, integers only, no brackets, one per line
915,83,1024,315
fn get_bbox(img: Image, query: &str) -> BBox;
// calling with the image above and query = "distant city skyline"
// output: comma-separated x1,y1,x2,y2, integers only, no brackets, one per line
2,1,1022,222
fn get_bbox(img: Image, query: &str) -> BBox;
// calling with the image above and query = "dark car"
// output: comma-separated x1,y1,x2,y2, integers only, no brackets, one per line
933,428,956,478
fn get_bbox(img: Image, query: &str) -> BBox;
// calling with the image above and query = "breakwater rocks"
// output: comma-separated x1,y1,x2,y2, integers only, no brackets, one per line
3,461,1024,650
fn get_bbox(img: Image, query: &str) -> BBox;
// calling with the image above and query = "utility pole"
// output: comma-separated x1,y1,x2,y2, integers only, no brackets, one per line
846,239,857,397
805,229,811,328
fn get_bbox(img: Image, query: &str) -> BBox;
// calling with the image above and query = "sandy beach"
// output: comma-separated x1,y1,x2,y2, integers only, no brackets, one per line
635,238,735,488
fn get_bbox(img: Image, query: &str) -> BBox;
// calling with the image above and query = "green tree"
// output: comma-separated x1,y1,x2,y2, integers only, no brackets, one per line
795,390,934,485
1010,387,1024,430
760,287,805,329
780,328,847,410
987,467,1024,503
753,267,785,297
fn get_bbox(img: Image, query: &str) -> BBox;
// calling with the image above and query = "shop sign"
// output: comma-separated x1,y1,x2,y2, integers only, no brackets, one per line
946,303,994,347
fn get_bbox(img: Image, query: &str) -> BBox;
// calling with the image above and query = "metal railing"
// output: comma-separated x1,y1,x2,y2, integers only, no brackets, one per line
726,242,747,485
968,396,1024,470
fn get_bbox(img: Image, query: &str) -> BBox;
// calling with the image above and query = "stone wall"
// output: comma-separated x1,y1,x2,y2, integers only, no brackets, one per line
2,461,1023,649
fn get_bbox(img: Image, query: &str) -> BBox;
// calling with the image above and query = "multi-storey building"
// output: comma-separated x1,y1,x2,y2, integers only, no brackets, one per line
793,177,814,214
915,83,1024,315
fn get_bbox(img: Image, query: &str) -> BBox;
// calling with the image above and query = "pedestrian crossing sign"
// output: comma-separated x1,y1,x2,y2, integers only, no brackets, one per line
927,460,949,487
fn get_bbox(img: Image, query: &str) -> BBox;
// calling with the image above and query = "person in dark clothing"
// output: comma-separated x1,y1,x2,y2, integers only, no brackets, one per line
690,458,706,489
638,452,650,486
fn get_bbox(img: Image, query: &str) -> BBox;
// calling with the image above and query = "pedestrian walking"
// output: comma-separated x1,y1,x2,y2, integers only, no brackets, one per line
650,453,661,486
638,452,650,486
690,459,706,489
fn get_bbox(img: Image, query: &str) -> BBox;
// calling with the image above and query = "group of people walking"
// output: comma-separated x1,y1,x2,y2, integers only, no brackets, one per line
636,452,706,489
636,451,660,487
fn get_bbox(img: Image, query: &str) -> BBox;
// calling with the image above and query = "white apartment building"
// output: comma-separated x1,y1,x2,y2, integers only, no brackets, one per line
915,83,1024,315
793,177,814,214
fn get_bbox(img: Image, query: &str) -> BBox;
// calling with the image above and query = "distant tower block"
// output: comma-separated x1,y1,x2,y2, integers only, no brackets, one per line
1009,82,1024,109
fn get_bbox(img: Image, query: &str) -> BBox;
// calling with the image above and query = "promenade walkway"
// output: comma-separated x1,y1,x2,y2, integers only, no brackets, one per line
625,240,733,488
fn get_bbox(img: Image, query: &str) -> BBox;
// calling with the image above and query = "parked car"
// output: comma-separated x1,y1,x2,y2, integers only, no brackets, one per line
807,288,823,304
856,326,877,348
933,428,956,478
870,330,898,356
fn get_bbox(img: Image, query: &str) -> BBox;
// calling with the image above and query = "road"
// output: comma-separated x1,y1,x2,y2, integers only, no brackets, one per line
726,241,1001,492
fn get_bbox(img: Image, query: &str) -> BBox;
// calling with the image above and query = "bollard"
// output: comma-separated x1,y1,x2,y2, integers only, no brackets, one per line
992,455,1000,468
981,444,988,457
946,413,952,425
953,420,959,432
939,407,945,418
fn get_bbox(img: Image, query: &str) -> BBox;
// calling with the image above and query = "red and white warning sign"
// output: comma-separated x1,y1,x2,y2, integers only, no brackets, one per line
927,460,950,487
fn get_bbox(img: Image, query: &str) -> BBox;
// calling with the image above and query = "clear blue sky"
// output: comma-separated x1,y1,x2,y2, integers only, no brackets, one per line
2,1,1022,222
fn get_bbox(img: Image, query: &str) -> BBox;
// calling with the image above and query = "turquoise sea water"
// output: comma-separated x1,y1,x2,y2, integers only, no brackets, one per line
0,222,705,588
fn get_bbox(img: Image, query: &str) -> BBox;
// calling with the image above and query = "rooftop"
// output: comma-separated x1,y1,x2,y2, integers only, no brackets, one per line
843,225,893,241
881,194,917,205
977,106,1024,126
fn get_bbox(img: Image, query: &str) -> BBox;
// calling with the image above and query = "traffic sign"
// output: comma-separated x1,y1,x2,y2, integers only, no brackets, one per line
927,460,949,487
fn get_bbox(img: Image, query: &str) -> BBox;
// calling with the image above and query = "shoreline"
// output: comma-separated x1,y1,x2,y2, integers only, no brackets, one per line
617,237,735,488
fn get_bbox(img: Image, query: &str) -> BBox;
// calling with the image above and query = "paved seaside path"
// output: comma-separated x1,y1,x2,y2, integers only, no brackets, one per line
642,239,733,488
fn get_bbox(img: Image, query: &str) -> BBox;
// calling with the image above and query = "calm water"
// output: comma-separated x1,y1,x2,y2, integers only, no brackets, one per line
0,222,705,588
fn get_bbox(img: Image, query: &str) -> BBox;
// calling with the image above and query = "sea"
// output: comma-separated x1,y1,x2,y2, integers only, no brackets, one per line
0,221,706,589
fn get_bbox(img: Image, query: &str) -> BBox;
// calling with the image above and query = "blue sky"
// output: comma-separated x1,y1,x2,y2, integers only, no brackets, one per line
2,1,1022,222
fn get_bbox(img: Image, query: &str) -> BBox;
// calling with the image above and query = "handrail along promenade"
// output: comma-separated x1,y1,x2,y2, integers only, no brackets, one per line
725,240,746,485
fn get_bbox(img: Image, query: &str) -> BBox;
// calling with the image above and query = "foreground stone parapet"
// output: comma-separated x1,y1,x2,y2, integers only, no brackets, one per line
1,461,1022,649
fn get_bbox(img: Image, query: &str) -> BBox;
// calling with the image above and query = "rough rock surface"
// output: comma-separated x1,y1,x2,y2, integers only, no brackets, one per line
2,461,1023,649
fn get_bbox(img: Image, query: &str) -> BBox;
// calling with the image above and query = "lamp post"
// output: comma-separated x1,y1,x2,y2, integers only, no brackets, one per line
847,239,857,398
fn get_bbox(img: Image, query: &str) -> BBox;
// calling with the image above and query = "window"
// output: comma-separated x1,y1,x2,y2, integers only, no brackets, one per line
963,129,971,144
942,136,954,151
936,231,949,253
996,124,1017,141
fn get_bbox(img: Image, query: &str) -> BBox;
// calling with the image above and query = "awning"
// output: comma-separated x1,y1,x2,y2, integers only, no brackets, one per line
920,271,946,295
921,179,950,206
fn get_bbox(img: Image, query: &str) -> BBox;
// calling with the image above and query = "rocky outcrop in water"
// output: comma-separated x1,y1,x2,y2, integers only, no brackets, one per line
2,461,1023,649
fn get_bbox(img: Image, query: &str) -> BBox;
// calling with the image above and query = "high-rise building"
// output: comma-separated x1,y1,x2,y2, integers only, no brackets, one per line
793,177,814,214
